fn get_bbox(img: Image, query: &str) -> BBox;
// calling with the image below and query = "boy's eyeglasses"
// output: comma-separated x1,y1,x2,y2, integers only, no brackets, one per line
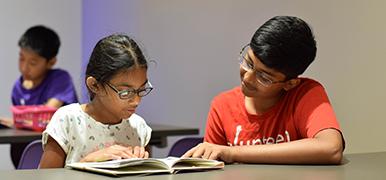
106,81,153,100
239,44,286,87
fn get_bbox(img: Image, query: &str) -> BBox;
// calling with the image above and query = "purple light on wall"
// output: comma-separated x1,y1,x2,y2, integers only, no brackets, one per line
81,0,140,103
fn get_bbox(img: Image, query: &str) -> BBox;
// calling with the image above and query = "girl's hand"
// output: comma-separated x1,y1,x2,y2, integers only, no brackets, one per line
80,145,149,162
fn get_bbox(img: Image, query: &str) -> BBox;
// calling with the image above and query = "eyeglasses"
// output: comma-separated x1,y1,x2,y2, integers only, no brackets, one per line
106,81,153,100
239,44,286,87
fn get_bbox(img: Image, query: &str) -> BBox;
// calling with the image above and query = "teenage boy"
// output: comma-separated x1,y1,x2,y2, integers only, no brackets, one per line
183,16,344,164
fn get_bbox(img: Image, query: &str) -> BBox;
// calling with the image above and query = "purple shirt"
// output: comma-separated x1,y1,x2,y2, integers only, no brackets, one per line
12,69,78,106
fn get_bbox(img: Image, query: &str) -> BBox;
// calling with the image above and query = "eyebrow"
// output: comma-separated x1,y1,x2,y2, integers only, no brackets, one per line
116,80,149,89
245,53,276,78
18,54,39,62
258,68,276,78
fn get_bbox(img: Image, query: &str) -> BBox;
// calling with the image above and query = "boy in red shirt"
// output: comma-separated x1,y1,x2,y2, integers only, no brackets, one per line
183,16,344,164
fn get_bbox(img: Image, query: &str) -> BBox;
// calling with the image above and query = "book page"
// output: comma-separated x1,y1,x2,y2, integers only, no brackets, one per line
155,157,185,168
67,158,169,169
69,163,172,176
157,157,225,171
69,158,143,169
171,157,225,171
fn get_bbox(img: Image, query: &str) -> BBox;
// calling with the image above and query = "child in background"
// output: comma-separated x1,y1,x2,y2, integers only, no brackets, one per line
183,16,344,164
39,34,153,168
12,25,78,108
0,25,78,168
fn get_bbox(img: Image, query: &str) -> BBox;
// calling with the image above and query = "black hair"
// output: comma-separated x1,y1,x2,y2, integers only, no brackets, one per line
250,16,317,79
18,25,60,60
85,34,148,100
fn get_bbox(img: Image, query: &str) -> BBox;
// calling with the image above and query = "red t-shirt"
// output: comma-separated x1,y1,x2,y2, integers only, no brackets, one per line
204,78,342,146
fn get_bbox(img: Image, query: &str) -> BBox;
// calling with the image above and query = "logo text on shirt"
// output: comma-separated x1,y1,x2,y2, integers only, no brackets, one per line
227,125,291,146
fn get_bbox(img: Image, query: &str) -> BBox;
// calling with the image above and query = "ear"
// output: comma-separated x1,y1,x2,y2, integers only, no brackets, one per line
86,76,99,93
47,57,57,68
283,78,301,91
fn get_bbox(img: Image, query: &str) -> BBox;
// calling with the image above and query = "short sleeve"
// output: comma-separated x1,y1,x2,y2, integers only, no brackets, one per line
11,83,18,105
11,78,23,105
295,84,341,138
45,70,78,105
204,99,228,145
42,108,71,154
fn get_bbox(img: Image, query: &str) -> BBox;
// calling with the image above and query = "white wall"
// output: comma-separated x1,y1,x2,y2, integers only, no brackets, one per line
0,0,81,169
84,0,386,157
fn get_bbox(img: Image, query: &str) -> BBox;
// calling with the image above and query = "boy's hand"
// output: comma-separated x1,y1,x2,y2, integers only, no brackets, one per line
0,117,14,128
182,142,233,163
80,145,149,162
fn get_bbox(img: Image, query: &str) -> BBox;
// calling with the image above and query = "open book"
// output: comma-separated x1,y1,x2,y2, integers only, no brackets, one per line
66,157,224,176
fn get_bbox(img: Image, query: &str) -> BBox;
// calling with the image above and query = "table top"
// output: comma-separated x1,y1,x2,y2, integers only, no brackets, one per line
1,151,385,180
0,124,199,146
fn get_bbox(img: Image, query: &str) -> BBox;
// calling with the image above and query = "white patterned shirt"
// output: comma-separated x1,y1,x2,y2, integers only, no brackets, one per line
42,103,152,165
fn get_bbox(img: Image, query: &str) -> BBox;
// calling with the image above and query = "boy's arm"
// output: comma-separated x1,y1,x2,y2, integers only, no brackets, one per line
39,136,66,168
45,98,64,108
183,128,343,164
0,117,14,127
229,128,343,164
44,70,78,107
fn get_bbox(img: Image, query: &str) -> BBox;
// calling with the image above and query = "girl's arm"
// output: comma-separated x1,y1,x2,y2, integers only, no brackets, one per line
39,136,66,168
145,145,151,157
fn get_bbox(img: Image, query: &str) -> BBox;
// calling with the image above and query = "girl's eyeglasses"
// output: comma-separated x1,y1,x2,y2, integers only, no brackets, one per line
106,81,153,100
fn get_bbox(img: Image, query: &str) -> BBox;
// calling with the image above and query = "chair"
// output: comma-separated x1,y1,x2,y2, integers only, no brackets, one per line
17,140,43,169
168,137,204,157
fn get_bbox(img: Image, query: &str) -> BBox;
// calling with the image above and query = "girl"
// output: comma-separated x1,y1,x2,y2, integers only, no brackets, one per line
39,34,153,168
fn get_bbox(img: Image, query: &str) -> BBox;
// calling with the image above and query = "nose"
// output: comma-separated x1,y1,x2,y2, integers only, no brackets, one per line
20,62,29,75
242,69,255,82
129,94,142,107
